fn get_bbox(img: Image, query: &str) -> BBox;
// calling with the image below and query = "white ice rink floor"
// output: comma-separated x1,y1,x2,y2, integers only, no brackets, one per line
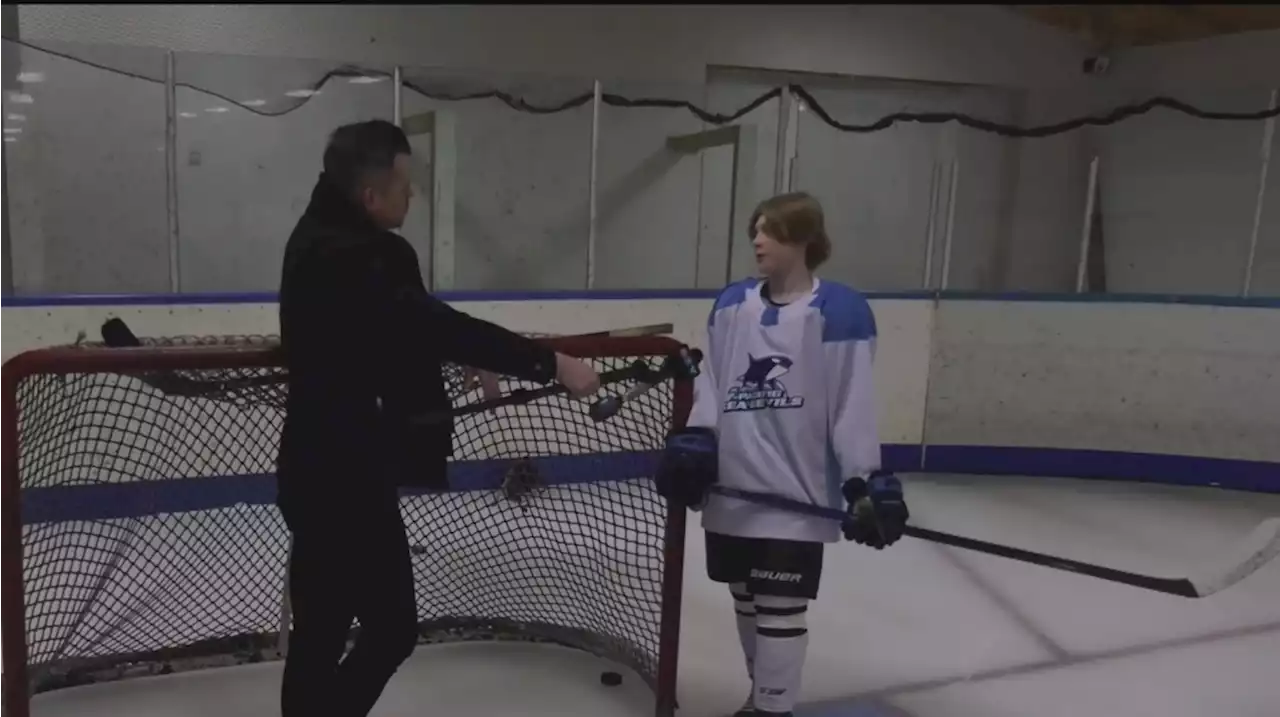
27,472,1280,717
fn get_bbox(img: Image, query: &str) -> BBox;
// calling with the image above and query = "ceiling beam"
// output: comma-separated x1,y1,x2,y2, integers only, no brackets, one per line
1015,5,1280,47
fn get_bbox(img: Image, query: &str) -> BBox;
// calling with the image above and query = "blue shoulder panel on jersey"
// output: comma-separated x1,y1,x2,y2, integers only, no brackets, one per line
811,281,876,342
708,277,759,327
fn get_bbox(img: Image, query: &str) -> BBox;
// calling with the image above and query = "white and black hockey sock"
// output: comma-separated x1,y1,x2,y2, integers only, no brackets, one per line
730,582,757,681
751,594,809,715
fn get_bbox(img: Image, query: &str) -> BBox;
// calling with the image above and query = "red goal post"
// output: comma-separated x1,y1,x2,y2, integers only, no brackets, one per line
2,333,692,717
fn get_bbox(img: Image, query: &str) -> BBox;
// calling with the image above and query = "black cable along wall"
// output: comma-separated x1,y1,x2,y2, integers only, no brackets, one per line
6,37,1279,137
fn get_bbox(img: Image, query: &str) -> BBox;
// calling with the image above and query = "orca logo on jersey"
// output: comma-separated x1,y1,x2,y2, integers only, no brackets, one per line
724,354,805,413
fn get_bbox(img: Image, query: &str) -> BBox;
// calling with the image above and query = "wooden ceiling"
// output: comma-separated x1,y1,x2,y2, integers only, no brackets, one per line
1015,5,1280,47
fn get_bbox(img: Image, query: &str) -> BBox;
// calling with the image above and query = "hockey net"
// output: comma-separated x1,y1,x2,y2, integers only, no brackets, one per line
1,333,691,717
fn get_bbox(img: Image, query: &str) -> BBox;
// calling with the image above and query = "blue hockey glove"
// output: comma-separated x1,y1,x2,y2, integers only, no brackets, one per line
841,471,909,549
656,427,718,509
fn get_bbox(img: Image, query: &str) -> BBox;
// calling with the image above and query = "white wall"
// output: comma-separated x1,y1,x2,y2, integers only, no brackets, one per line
5,295,1278,469
3,41,172,294
16,6,1090,88
1003,88,1096,291
2,3,18,296
1096,30,1280,296
6,5,1104,295
924,300,1280,462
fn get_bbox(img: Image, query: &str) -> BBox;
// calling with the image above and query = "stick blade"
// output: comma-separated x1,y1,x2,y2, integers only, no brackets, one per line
594,323,673,338
101,317,142,347
1189,517,1280,598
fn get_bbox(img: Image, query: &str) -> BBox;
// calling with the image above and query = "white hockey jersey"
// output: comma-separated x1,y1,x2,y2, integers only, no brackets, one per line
688,277,881,543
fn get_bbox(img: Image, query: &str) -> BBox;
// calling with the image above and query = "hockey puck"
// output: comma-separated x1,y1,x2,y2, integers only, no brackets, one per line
600,671,623,687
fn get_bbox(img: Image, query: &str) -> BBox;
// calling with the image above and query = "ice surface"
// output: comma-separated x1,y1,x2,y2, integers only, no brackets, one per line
27,473,1280,717
30,642,655,717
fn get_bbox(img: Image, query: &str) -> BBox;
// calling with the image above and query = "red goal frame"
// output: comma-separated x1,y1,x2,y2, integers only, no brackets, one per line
2,334,692,717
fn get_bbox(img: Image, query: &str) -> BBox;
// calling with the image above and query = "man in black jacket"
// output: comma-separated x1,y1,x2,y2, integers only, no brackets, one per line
276,119,600,717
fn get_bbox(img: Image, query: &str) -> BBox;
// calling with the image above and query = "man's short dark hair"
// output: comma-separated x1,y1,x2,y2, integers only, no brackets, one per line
323,120,411,198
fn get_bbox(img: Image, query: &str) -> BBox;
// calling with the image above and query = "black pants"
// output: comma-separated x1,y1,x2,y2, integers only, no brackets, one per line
705,531,826,599
280,496,418,717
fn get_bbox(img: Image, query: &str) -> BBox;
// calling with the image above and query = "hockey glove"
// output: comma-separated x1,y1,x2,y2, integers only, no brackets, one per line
841,471,909,549
656,427,718,509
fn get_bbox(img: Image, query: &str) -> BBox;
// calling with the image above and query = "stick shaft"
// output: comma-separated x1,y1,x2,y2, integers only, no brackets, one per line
709,485,1201,597
902,525,1196,597
573,323,673,339
423,361,646,423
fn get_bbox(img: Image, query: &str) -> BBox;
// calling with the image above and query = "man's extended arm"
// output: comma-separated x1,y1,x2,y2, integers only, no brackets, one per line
342,244,553,382
389,284,557,383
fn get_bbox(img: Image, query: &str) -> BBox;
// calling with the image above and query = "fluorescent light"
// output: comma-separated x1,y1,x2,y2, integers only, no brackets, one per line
284,89,319,98
17,72,45,83
3,127,21,134
7,113,25,122
241,99,267,107
3,136,15,143
7,92,34,104
205,106,229,113
179,111,197,119
348,76,387,84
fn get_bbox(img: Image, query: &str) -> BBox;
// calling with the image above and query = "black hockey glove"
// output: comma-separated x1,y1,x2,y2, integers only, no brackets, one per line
655,427,718,509
841,471,909,549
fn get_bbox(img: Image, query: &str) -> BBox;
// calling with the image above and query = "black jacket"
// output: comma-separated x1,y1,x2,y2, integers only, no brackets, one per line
276,173,557,515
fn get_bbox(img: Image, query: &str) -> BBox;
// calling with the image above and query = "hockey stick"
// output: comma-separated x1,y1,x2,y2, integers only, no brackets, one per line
572,322,674,339
708,485,1280,599
414,359,658,424
103,318,669,350
404,348,701,556
100,318,283,395
100,318,672,400
101,317,681,419
588,347,702,422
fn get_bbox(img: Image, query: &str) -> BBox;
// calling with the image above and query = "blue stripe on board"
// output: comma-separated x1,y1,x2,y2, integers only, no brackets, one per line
1,292,282,307
0,289,721,307
5,290,1279,309
930,291,1280,308
21,444,1277,525
21,451,662,524
923,445,1280,493
883,443,924,473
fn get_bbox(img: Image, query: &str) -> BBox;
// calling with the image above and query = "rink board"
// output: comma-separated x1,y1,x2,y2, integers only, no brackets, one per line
923,299,1280,465
4,291,1279,495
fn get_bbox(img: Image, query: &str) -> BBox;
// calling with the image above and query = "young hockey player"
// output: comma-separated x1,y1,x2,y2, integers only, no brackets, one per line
657,192,910,716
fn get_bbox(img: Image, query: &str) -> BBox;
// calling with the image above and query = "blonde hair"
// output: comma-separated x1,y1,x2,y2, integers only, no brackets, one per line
748,192,832,270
